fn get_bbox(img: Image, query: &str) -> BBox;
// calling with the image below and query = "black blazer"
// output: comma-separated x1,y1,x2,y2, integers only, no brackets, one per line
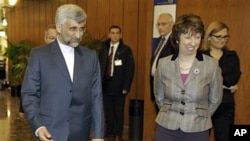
99,39,135,95
203,49,241,103
150,36,175,100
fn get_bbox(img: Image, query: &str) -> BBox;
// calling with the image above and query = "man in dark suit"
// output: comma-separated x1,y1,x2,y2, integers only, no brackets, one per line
19,24,58,119
99,25,135,141
21,4,104,141
150,13,175,111
44,24,58,44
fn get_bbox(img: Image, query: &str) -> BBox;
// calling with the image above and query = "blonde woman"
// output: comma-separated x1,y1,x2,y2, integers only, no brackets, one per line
201,21,241,141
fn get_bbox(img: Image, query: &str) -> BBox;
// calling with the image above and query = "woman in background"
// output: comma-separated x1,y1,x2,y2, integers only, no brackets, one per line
201,21,241,141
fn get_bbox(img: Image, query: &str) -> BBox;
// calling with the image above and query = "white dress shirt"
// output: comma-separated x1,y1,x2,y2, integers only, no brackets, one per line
58,40,75,82
109,42,119,77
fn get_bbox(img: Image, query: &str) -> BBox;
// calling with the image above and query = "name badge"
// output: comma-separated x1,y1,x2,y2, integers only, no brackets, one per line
115,59,122,66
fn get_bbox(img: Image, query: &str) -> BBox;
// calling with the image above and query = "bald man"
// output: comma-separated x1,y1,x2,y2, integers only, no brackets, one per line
150,13,175,111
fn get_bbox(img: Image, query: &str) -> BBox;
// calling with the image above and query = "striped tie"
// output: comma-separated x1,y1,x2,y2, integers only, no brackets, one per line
105,46,114,79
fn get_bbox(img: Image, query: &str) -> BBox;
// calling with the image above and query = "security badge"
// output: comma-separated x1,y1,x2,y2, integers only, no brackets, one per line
115,59,122,66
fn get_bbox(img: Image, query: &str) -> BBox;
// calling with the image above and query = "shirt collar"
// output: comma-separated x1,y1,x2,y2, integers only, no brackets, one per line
110,42,119,52
110,41,119,48
57,38,75,53
162,32,172,40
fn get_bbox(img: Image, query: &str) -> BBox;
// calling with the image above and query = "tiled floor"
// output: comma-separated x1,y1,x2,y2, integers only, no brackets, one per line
0,89,35,141
0,89,130,141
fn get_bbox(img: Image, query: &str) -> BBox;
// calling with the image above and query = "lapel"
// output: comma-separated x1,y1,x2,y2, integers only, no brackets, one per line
151,37,163,61
184,59,200,85
114,43,125,59
183,52,204,86
173,59,184,88
51,43,72,83
153,37,162,53
73,47,83,83
105,45,110,58
150,38,161,65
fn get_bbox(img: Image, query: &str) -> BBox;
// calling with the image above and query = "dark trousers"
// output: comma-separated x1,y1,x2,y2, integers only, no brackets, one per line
212,103,235,141
155,124,209,141
103,93,125,137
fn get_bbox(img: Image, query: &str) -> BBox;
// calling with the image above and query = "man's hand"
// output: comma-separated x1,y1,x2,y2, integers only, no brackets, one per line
19,112,25,118
37,127,53,141
122,90,128,94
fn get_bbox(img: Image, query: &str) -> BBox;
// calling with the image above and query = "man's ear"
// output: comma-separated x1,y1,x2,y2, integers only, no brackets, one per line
56,23,62,34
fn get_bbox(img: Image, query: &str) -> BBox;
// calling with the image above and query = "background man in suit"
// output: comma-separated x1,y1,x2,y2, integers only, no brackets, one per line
21,4,104,141
19,24,58,118
150,13,175,111
44,24,58,44
99,25,135,141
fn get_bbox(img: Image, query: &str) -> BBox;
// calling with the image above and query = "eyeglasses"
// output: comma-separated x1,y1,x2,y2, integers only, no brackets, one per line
156,22,169,26
211,34,230,41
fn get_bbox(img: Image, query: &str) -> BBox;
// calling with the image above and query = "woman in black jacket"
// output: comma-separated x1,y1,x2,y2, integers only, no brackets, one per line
201,21,242,141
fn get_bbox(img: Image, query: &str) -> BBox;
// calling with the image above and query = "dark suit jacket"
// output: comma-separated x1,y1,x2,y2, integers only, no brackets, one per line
21,40,104,141
99,39,135,95
150,36,175,100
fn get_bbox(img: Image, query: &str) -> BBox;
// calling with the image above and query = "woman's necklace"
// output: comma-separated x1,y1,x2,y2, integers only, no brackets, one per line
180,66,191,71
179,56,194,73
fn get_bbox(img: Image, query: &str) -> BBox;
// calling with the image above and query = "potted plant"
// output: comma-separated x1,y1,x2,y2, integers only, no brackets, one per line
81,32,106,53
4,40,32,96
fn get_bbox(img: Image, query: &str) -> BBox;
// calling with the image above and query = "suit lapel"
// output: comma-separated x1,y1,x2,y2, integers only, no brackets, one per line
73,47,83,83
184,58,202,86
173,59,184,88
115,43,124,59
51,44,72,83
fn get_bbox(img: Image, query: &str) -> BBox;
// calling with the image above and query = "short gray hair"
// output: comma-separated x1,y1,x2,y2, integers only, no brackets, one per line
55,4,87,25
